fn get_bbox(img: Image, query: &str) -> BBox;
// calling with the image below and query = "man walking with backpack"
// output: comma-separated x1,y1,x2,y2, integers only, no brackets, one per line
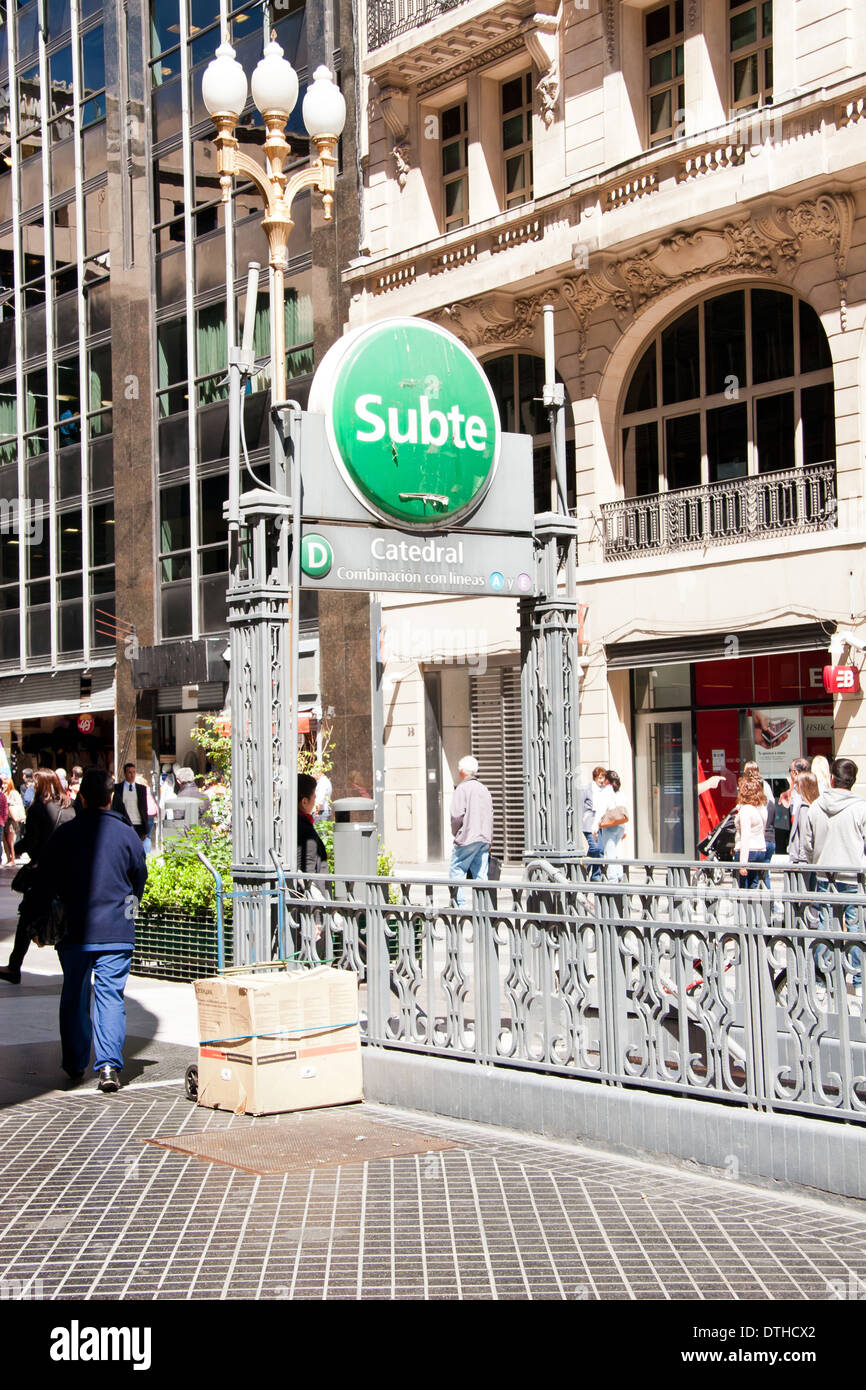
36,768,147,1091
449,755,494,907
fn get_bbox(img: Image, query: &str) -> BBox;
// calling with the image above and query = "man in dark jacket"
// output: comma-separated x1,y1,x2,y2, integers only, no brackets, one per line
111,761,149,841
38,768,147,1092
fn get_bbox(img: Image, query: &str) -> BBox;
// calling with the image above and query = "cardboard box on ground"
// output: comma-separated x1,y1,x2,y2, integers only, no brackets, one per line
194,967,363,1115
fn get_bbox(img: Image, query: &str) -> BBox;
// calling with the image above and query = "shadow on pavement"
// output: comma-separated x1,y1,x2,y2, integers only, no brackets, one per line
0,870,170,1108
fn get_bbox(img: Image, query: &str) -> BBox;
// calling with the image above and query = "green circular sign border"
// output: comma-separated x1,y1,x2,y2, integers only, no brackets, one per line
318,317,502,532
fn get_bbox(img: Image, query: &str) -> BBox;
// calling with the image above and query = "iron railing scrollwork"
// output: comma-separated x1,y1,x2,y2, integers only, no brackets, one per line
205,858,866,1124
367,0,471,50
601,461,836,561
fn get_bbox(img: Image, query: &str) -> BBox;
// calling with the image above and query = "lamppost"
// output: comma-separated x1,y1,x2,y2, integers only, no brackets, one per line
201,37,346,963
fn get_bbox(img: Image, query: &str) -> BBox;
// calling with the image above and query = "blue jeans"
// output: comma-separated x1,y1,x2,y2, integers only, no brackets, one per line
738,849,769,890
815,881,862,986
584,831,603,882
57,946,134,1073
449,841,490,908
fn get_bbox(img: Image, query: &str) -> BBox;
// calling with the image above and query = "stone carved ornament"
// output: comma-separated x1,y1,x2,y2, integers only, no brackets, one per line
522,8,561,129
426,291,548,346
560,192,856,354
425,194,855,359
376,84,411,191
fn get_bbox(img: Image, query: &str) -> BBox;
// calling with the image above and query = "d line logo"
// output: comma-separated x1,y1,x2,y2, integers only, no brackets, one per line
309,317,501,529
301,533,333,578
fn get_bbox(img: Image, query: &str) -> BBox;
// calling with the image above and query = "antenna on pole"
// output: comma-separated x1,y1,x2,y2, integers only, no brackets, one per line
228,261,261,532
241,260,260,358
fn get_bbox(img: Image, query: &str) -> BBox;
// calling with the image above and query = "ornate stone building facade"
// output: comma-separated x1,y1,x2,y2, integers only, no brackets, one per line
347,0,866,864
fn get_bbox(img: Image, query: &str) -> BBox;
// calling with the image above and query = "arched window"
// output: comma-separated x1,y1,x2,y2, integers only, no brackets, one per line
620,288,834,498
483,351,575,514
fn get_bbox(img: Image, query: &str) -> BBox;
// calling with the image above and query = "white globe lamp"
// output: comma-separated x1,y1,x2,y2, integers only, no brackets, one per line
251,40,299,119
302,66,346,139
201,41,248,121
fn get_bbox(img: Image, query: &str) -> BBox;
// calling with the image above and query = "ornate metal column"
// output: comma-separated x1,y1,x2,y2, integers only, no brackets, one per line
520,304,582,859
227,487,293,962
520,512,581,857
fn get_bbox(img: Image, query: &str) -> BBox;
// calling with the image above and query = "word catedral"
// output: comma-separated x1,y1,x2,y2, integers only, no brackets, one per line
50,1321,152,1372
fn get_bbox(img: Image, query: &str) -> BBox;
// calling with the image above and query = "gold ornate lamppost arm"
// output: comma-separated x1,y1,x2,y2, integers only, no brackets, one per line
203,41,346,401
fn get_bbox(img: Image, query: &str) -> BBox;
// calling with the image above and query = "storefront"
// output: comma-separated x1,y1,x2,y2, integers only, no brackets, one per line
0,666,117,777
617,629,836,860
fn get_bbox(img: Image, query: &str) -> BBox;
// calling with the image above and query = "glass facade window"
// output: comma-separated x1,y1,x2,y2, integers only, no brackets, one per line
645,1,684,146
441,101,468,233
483,351,574,513
730,0,773,111
157,318,188,417
501,73,533,209
620,288,834,498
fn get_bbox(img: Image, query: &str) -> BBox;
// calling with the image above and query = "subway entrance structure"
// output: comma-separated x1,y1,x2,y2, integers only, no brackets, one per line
226,311,580,962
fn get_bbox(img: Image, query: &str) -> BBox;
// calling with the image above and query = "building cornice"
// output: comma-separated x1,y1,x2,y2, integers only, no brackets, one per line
346,74,866,331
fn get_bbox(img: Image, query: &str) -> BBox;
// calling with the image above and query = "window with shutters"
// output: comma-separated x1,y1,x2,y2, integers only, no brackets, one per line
469,667,524,862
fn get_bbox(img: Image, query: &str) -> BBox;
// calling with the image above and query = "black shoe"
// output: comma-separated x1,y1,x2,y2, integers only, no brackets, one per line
63,1068,85,1084
0,966,21,984
97,1065,120,1094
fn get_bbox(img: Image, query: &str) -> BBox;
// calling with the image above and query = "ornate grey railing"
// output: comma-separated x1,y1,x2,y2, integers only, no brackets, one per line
367,0,471,49
212,861,866,1125
600,461,836,561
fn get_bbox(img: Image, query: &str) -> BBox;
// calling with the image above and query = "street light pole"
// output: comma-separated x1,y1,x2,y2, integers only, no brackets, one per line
202,37,346,962
520,304,582,861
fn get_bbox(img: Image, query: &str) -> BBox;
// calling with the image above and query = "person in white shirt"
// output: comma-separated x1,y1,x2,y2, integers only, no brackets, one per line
110,762,148,842
313,765,333,822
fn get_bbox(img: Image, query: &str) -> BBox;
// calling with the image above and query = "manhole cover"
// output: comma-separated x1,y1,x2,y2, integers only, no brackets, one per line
145,1108,459,1176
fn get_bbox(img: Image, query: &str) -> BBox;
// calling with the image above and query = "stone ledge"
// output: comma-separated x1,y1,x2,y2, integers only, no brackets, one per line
361,1046,866,1201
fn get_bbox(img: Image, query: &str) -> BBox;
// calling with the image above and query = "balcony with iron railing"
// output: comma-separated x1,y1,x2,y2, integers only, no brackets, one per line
367,0,472,49
600,461,836,562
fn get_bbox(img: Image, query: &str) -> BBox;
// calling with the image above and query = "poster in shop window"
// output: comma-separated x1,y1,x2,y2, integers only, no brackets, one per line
748,706,803,776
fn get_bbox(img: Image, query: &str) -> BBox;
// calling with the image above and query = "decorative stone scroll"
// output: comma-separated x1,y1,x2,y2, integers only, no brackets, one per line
559,192,856,352
377,84,411,191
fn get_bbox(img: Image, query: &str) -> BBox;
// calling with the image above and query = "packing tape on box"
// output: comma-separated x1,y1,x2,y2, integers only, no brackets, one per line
199,1021,359,1047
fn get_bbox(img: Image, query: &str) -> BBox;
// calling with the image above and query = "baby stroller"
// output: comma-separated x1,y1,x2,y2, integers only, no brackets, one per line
694,810,736,886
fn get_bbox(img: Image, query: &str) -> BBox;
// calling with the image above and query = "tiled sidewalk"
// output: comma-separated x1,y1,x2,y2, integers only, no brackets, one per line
1,1086,865,1301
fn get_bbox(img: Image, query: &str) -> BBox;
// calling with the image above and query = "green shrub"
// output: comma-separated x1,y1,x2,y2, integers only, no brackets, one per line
141,822,233,917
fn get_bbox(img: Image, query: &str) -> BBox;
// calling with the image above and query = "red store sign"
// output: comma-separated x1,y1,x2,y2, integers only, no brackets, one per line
823,665,861,695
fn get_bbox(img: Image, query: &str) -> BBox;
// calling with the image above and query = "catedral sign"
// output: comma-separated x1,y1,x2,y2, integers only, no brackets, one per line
304,316,534,596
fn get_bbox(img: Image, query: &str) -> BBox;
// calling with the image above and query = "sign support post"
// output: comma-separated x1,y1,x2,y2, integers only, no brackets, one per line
520,305,582,859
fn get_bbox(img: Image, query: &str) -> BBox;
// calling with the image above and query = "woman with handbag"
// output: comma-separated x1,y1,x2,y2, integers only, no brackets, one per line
0,770,75,983
599,770,629,883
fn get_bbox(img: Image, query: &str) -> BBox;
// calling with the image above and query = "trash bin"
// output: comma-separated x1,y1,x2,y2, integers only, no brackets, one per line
161,794,206,843
332,797,378,878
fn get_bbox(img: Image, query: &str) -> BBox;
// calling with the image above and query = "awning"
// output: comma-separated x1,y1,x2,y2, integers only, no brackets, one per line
605,622,835,671
0,666,116,722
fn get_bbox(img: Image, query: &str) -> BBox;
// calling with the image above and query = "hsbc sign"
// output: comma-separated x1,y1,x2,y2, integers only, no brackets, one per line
823,665,861,695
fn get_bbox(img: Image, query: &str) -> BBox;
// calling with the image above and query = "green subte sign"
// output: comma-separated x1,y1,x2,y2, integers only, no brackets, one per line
314,318,501,529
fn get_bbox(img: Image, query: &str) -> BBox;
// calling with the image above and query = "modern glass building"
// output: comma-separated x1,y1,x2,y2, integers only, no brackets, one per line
0,0,343,778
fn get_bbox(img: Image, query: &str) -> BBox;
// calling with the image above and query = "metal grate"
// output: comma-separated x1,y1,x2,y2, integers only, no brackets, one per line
132,908,232,982
146,1108,459,1175
469,666,524,862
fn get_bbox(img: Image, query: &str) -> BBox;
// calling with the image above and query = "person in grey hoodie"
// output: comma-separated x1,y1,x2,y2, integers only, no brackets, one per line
808,757,865,986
